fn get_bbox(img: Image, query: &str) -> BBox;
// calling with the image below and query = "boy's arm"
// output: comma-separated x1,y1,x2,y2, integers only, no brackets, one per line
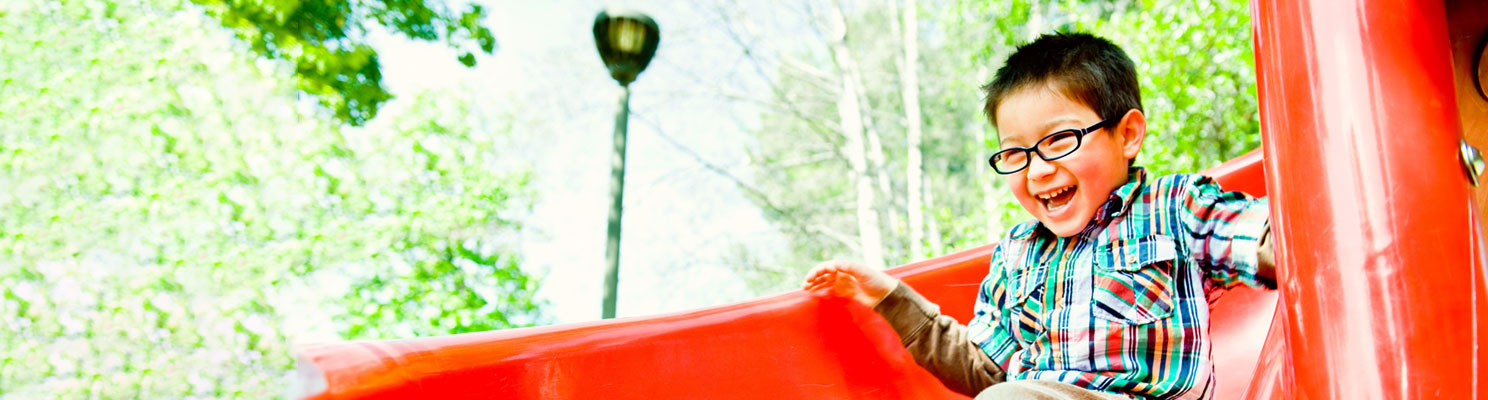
1257,223,1276,284
1177,175,1276,289
873,282,1007,397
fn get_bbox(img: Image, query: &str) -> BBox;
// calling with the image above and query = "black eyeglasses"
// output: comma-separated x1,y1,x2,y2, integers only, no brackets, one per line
988,119,1111,174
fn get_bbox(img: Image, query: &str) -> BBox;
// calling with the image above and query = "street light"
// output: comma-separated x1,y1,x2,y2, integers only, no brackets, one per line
593,9,659,319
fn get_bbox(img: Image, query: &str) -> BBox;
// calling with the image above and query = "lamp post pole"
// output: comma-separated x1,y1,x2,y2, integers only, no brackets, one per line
601,84,629,319
593,10,658,319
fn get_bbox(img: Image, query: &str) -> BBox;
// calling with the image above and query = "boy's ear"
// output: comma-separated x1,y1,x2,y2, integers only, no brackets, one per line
1115,109,1147,161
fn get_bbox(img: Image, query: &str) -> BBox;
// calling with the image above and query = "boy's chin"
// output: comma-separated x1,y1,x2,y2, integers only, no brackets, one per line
1044,224,1082,237
1038,216,1089,237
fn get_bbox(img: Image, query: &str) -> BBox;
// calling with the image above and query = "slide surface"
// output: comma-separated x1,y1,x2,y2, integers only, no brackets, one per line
297,0,1488,396
294,151,1276,400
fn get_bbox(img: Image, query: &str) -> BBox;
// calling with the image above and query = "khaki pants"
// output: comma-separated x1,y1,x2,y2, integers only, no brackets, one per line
974,380,1132,400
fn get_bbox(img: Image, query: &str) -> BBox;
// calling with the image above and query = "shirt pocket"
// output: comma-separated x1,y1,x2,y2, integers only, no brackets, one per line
1092,235,1179,325
1005,265,1048,343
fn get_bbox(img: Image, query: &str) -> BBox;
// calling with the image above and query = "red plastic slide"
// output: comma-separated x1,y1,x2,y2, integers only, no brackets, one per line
294,0,1488,398
291,151,1276,400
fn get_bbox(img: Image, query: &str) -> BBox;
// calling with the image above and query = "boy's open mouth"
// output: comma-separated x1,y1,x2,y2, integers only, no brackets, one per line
1037,185,1078,214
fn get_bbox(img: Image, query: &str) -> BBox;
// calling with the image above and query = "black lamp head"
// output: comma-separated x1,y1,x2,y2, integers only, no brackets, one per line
593,9,660,85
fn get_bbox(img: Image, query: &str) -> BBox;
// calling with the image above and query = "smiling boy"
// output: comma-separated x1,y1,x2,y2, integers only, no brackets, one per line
803,32,1275,400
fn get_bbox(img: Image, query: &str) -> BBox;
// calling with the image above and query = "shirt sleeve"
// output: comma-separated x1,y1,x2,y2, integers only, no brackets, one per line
873,282,1007,397
870,242,1018,396
1175,175,1275,290
965,243,1020,370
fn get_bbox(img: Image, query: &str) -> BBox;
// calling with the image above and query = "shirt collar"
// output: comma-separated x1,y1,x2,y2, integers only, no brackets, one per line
1008,167,1147,241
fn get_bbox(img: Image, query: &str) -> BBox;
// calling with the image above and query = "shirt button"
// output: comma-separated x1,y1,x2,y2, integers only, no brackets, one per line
1125,253,1138,264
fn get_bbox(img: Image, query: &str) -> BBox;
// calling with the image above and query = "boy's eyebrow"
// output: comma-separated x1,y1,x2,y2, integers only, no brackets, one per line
1035,116,1086,134
1000,116,1088,148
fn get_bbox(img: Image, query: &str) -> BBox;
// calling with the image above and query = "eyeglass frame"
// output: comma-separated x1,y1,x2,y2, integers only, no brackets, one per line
987,119,1113,175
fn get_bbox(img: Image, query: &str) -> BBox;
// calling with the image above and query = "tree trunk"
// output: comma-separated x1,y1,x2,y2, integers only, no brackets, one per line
826,0,885,269
865,113,899,263
897,0,926,258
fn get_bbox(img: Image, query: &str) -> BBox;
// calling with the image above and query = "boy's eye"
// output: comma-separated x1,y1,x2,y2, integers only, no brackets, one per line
1038,130,1081,156
991,149,1028,172
998,151,1027,163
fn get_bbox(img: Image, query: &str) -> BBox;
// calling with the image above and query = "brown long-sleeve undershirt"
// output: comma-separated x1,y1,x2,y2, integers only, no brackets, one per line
869,226,1275,398
871,282,1006,397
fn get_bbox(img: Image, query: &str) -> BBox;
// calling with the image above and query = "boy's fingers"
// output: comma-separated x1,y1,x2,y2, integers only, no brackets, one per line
804,279,833,293
805,280,828,292
803,260,861,294
805,269,832,282
813,271,837,287
804,269,851,293
803,271,831,289
808,260,840,276
807,263,845,279
803,261,837,281
835,263,889,286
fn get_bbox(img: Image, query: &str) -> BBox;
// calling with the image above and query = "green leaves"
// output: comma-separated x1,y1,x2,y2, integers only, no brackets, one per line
190,0,498,125
1055,0,1260,175
0,1,540,397
733,0,1259,291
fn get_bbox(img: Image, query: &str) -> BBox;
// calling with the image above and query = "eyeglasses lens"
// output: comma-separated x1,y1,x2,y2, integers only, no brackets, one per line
1038,131,1080,159
993,150,1027,174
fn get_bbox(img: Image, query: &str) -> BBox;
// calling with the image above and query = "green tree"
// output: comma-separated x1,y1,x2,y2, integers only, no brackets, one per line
971,0,1261,176
192,0,497,125
0,0,542,397
713,0,1004,291
715,0,1258,293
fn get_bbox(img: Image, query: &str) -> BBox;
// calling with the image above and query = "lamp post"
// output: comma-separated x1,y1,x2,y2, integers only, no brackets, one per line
593,10,659,319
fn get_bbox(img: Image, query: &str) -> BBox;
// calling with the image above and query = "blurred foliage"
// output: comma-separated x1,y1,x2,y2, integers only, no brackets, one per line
192,0,497,125
730,0,1259,292
980,0,1262,176
952,0,1260,236
0,0,542,397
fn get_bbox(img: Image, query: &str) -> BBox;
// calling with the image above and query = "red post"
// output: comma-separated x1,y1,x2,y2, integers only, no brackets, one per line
1251,0,1479,398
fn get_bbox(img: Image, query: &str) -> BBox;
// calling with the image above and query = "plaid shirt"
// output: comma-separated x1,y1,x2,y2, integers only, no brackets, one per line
966,167,1272,400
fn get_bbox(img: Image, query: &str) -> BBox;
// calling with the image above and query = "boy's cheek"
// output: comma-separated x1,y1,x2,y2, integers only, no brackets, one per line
1011,192,1042,216
1003,179,1036,213
1004,175,1028,199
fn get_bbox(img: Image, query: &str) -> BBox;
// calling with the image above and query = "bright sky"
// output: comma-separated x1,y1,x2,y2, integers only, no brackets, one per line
371,1,796,324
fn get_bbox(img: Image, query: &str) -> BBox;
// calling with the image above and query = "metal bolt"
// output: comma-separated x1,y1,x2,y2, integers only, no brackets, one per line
1463,140,1485,187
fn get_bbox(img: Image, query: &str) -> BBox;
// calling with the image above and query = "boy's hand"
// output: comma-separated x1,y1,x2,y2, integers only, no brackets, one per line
1257,225,1277,284
801,260,898,308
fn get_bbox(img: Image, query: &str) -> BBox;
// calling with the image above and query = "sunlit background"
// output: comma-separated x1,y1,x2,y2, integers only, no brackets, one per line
0,0,1259,397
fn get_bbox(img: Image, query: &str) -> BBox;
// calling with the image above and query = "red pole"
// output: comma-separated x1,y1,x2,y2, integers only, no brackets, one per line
1252,0,1479,397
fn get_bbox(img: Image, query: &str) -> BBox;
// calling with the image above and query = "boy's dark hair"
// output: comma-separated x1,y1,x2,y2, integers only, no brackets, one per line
982,32,1142,130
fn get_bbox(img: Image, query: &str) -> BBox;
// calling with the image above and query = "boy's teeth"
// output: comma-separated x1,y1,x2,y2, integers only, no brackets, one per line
1038,186,1071,200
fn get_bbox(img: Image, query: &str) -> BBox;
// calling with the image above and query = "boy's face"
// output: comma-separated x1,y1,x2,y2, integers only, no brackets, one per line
994,84,1143,237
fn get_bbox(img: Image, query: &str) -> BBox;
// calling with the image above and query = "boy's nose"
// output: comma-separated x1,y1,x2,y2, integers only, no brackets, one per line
1026,156,1056,180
